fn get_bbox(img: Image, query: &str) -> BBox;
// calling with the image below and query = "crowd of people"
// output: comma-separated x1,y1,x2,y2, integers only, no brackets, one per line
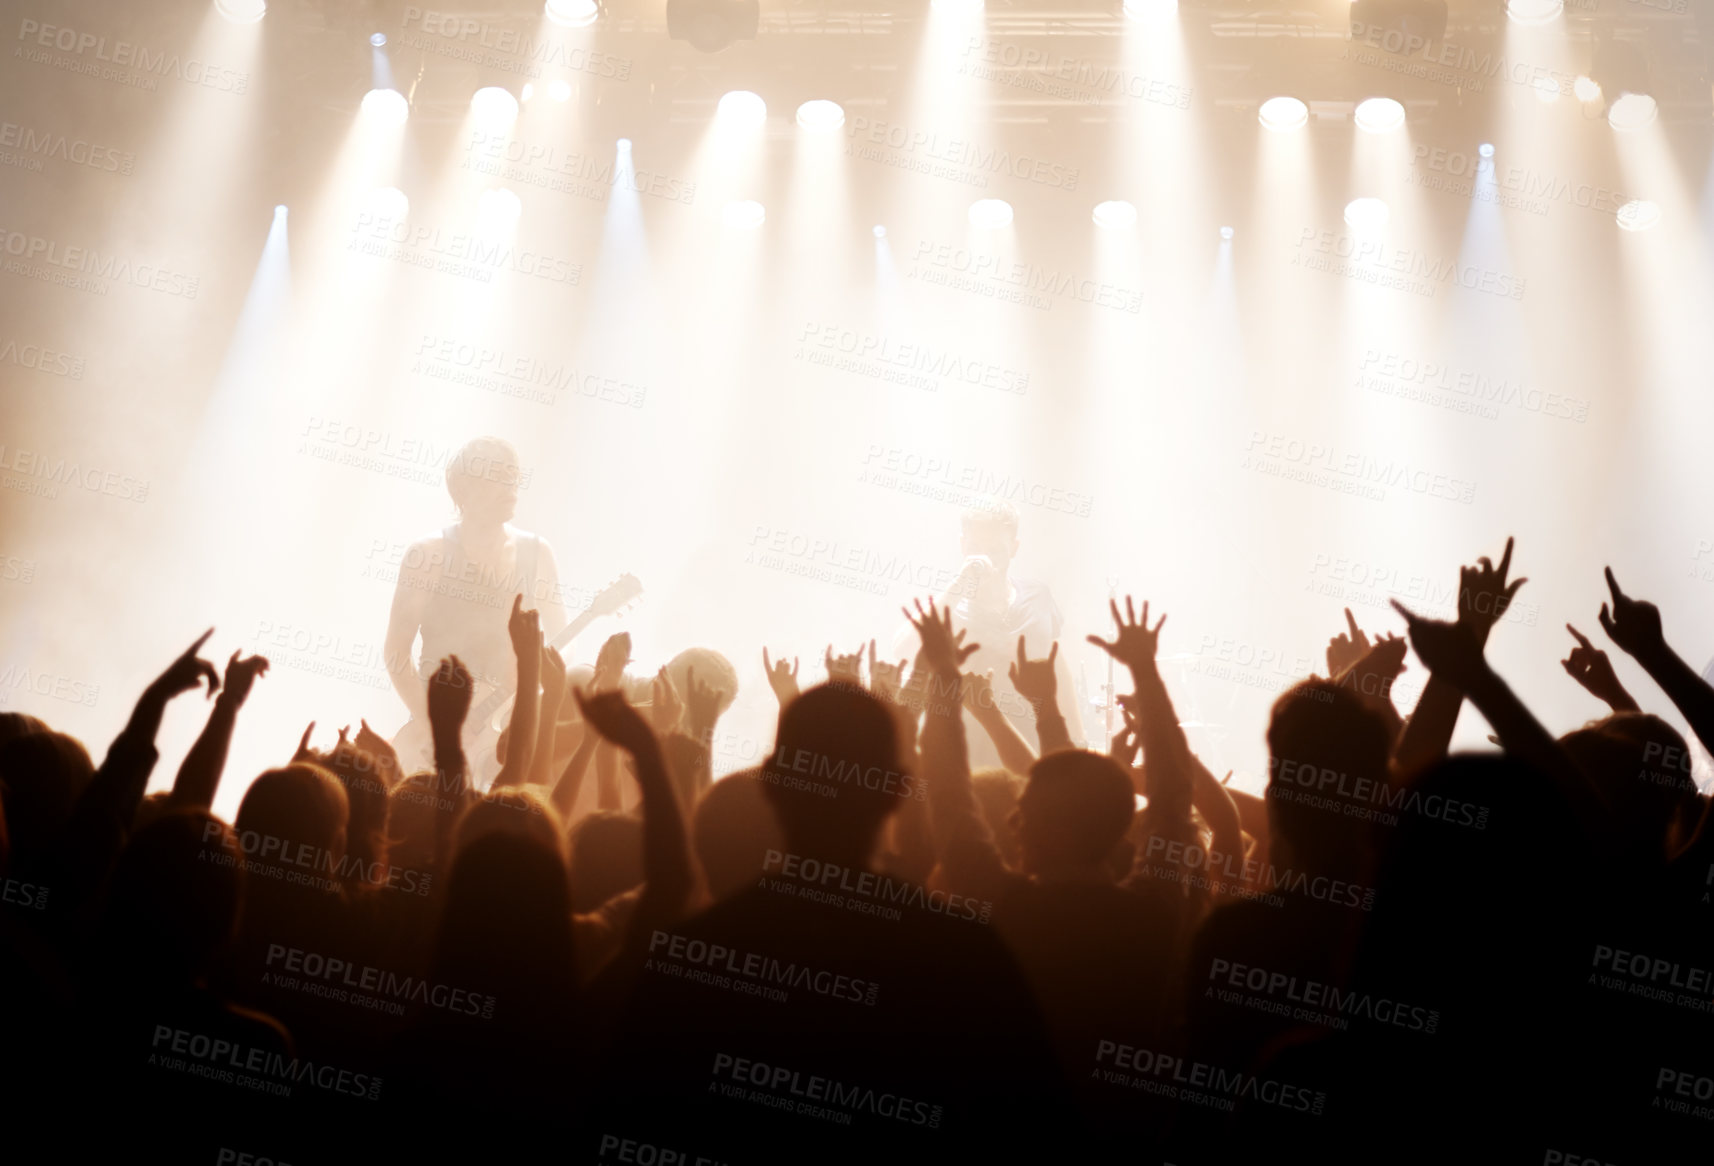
3,523,1711,1164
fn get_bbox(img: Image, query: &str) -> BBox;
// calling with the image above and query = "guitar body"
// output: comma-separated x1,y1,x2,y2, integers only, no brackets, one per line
390,573,642,791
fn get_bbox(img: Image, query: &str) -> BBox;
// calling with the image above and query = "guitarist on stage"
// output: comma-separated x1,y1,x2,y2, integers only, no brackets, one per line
384,436,566,774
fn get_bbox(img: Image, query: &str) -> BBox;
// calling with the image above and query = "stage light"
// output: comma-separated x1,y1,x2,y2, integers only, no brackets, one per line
1092,200,1137,229
796,100,845,131
1607,92,1657,130
717,91,767,128
549,80,572,102
667,0,760,53
723,200,766,229
968,199,1013,229
618,138,633,152
365,186,409,221
545,0,600,27
1220,226,1234,240
477,189,523,234
1344,197,1389,233
471,87,520,127
931,0,984,12
369,33,386,47
1505,0,1562,25
521,83,536,103
1123,0,1178,17
873,225,886,238
1354,97,1405,133
1616,199,1660,231
214,0,267,23
274,204,287,218
1478,142,1494,158
1259,97,1308,131
361,88,409,125
1534,75,1560,102
1574,76,1602,102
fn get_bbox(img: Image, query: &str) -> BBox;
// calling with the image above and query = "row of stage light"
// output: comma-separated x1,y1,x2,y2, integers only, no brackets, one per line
352,79,1666,235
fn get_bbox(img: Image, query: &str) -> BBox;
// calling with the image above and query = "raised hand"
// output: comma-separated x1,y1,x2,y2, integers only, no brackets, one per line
868,640,907,703
219,650,270,705
593,632,632,691
1459,537,1528,643
762,648,800,705
1008,636,1060,707
1337,633,1407,697
1391,601,1486,691
149,628,221,702
294,721,317,761
684,665,724,735
648,666,684,735
507,593,543,660
962,668,1001,716
903,598,980,680
428,655,473,739
1325,608,1374,679
574,685,659,757
825,643,864,687
1563,623,1640,711
1598,566,1666,662
1086,596,1167,674
355,718,402,785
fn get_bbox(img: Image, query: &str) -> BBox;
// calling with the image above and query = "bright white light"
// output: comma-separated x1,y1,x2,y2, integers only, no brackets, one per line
274,205,287,218
1344,197,1389,234
548,80,573,103
930,0,984,12
361,89,409,125
1478,143,1495,158
1535,75,1561,103
617,138,633,153
873,225,887,238
1574,76,1602,102
796,100,846,131
1258,97,1308,132
723,200,766,229
471,87,520,127
478,187,522,224
717,91,768,128
365,187,410,222
1122,0,1178,17
545,0,600,28
1220,226,1234,240
520,83,535,103
369,32,386,47
968,199,1013,229
1616,200,1660,231
214,0,267,23
1608,92,1657,130
1505,0,1563,25
1092,200,1137,229
1354,97,1406,133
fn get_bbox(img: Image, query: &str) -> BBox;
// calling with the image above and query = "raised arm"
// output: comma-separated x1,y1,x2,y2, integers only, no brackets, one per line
963,669,1039,776
169,650,270,810
908,599,1012,901
575,686,693,925
1393,538,1528,780
79,629,221,827
1009,637,1074,756
526,645,568,788
1599,567,1714,756
492,595,543,789
1087,598,1194,832
1392,599,1605,831
427,655,474,864
1561,623,1641,714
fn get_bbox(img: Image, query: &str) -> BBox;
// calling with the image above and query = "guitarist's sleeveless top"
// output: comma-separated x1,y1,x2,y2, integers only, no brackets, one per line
415,523,541,693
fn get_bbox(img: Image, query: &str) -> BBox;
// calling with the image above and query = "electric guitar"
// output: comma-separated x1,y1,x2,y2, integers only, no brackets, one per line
392,573,643,785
